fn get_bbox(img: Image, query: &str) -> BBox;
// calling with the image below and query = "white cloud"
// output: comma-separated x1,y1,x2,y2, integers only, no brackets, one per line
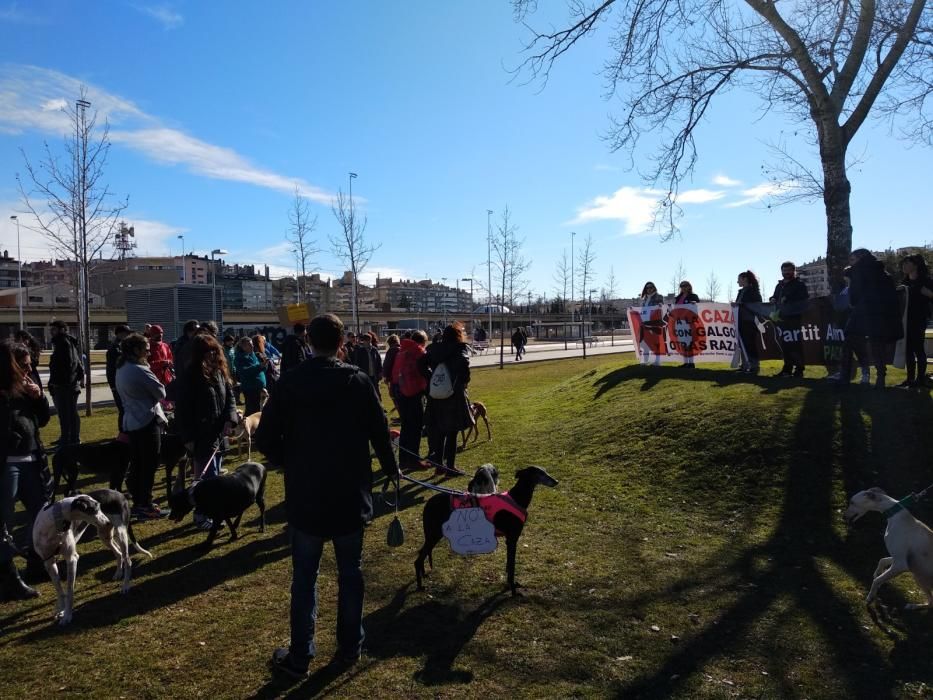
712,174,742,187
135,4,183,29
571,186,664,234
725,181,796,208
40,98,66,112
676,188,726,204
0,65,334,203
0,204,185,261
571,185,724,234
129,217,188,256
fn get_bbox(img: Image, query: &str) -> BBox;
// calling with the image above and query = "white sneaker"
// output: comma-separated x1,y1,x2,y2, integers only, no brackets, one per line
827,372,841,381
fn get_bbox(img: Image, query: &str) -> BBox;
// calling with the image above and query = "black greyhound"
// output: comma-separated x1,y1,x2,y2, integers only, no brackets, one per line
415,466,558,596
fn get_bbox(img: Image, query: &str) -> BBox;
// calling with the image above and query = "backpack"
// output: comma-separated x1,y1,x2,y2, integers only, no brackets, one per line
395,349,427,398
429,362,454,400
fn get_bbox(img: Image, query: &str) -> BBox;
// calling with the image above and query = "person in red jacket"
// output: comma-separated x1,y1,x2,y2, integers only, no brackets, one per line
392,331,430,469
146,325,175,388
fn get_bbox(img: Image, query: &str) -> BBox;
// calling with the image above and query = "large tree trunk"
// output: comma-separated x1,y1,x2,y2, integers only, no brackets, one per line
818,117,853,294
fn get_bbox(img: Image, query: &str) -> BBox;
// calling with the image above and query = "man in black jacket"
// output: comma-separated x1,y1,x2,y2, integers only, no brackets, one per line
280,323,311,374
106,324,131,432
769,262,810,377
257,313,396,679
48,320,85,445
348,332,382,394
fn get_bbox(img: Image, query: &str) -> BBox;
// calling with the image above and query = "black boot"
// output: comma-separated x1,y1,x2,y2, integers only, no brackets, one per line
1,559,39,601
21,549,47,585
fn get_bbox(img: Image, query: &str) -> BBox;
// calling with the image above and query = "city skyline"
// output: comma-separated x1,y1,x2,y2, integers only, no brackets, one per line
1,2,930,304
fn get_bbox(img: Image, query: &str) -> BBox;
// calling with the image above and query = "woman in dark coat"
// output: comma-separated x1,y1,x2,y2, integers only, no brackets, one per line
735,270,763,374
174,334,238,529
0,340,50,600
899,254,933,387
841,249,903,388
419,323,474,475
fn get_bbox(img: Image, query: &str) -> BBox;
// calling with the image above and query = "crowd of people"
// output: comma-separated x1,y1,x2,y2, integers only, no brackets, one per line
1,310,478,676
638,251,931,388
1,247,929,674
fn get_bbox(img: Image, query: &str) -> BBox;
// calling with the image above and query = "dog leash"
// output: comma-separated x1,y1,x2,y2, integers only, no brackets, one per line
193,446,222,481
395,444,468,477
397,470,469,496
882,481,933,519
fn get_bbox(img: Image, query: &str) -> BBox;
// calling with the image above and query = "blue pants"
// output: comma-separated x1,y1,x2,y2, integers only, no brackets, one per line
0,461,49,563
289,527,364,664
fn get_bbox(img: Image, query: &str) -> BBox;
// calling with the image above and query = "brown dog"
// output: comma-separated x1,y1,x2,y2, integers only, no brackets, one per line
234,389,270,460
461,401,491,448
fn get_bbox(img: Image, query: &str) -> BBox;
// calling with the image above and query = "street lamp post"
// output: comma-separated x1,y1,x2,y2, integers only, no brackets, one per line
570,231,577,345
211,248,228,326
10,215,23,330
462,277,473,331
486,210,493,338
178,234,186,283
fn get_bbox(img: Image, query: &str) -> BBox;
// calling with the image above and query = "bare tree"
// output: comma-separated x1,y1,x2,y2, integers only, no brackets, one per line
575,233,597,358
491,206,531,368
330,188,378,332
603,266,618,345
287,187,319,303
553,248,571,350
669,259,688,299
705,270,722,302
513,0,931,290
17,89,128,415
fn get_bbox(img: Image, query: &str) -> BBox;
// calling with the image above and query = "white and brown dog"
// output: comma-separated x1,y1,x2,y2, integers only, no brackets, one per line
234,388,270,460
845,487,933,609
32,491,152,626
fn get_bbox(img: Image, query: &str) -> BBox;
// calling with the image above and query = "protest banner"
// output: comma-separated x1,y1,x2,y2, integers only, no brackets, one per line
626,303,738,364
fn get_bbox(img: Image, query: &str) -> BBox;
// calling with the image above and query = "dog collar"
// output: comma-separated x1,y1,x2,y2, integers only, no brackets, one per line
52,501,70,533
882,494,916,519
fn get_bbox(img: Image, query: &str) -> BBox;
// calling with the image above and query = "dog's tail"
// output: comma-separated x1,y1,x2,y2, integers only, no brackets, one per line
127,520,153,559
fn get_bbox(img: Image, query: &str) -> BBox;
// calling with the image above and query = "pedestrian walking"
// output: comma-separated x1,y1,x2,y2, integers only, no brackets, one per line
421,322,473,474
899,254,933,388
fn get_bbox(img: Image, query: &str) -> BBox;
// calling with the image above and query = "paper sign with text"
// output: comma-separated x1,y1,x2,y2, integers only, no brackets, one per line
443,507,497,555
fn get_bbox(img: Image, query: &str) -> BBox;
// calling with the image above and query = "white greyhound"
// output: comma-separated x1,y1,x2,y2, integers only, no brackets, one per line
32,493,150,626
845,487,933,610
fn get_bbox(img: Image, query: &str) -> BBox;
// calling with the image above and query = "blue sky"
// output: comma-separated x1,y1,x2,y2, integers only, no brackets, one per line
0,1,930,304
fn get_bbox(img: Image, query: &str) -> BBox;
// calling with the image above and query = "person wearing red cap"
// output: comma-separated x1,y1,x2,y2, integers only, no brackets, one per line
147,325,175,389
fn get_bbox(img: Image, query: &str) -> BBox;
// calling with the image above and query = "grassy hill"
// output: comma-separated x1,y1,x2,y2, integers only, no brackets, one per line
1,357,931,698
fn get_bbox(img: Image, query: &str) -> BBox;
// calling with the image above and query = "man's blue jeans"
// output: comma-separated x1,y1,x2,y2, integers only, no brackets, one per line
289,527,365,665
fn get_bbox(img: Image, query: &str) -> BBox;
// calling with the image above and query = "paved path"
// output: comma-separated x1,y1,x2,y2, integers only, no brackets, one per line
62,339,637,408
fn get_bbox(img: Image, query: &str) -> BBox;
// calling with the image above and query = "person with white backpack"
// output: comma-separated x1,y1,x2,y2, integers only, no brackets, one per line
420,322,474,475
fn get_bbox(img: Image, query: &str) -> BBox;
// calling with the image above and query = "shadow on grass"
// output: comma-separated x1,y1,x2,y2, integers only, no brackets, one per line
9,528,290,642
368,587,510,685
600,382,933,698
249,586,510,698
591,363,824,398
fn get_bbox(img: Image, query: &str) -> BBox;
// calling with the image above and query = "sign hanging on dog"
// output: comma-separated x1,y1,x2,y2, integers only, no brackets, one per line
443,507,497,555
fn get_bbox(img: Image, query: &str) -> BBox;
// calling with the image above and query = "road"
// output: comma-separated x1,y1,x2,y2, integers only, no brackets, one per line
51,339,637,408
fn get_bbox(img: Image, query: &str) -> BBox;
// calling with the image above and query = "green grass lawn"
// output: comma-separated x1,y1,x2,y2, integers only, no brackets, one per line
2,357,932,699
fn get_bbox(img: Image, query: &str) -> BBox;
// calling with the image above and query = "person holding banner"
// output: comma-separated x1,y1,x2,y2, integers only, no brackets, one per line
900,255,933,388
735,271,763,374
838,249,901,389
674,282,701,368
770,262,809,378
637,282,664,365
